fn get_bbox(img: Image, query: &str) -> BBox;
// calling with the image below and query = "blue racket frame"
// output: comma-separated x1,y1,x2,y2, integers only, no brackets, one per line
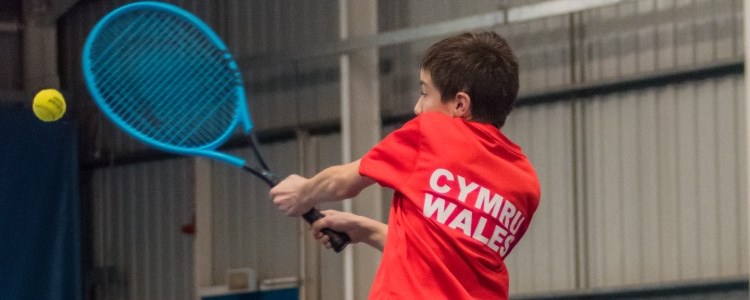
81,1,351,253
82,1,253,168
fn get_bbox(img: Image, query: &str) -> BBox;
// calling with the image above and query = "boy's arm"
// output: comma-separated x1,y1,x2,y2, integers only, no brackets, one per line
311,210,388,251
270,159,375,217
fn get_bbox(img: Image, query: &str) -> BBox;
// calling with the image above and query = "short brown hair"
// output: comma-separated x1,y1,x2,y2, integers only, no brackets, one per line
421,31,519,128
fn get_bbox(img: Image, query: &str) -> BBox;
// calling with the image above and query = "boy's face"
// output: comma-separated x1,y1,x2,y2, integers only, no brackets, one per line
414,70,457,116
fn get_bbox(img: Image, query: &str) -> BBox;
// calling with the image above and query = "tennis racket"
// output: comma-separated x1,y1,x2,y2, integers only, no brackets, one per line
81,1,350,252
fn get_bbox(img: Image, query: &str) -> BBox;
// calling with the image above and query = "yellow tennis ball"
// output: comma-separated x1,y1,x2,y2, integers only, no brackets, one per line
33,89,66,122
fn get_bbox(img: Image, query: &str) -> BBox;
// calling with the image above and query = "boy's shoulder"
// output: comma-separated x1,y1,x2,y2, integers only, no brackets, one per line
413,112,526,157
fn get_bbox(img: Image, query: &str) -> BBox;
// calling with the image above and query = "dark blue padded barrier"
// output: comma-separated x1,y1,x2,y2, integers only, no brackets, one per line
0,108,81,300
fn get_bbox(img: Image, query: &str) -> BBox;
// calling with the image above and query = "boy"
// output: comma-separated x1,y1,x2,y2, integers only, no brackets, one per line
270,31,540,299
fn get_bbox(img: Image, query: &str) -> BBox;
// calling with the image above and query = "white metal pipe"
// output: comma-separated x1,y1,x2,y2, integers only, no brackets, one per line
338,0,354,299
743,0,750,291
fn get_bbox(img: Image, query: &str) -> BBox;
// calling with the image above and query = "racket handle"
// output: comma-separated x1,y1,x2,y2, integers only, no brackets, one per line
303,208,351,253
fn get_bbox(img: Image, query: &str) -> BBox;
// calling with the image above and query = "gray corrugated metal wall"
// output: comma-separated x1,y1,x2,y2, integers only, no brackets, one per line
501,0,748,295
581,75,747,288
506,15,572,93
503,102,577,292
582,0,741,81
503,75,748,294
577,0,746,290
91,158,195,300
63,0,750,298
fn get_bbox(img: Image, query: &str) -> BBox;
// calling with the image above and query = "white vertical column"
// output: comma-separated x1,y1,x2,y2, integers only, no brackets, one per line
22,18,60,93
21,0,80,93
339,1,383,299
193,158,213,299
299,130,321,300
338,2,355,298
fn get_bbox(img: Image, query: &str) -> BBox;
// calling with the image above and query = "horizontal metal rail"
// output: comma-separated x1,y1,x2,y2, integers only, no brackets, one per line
238,0,623,69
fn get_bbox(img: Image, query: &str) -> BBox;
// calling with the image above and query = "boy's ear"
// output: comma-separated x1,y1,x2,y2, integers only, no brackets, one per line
453,92,472,118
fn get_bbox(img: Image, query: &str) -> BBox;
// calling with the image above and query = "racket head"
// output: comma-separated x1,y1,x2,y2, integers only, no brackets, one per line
82,1,252,167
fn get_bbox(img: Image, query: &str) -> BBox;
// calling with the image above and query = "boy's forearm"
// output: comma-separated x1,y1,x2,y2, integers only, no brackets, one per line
357,217,388,251
304,160,374,205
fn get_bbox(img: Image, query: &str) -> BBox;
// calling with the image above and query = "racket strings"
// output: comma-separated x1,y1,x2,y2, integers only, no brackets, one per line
92,12,193,117
88,9,240,148
91,14,165,103
167,56,237,145
93,12,157,64
170,71,237,142
96,14,218,116
93,12,238,146
142,41,236,146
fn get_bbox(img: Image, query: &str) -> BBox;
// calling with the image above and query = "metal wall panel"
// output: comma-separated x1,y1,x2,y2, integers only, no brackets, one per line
379,42,417,117
502,101,578,294
582,0,741,82
229,0,340,130
582,74,747,288
501,75,748,295
398,0,547,30
210,141,301,285
91,158,195,300
504,15,572,93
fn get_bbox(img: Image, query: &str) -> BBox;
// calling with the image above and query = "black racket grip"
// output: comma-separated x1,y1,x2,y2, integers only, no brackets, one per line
303,208,351,253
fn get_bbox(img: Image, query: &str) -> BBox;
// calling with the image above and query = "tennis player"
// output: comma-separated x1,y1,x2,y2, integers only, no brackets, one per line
270,31,540,299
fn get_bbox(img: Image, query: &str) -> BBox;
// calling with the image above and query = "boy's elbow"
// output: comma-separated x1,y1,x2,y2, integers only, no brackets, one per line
331,171,365,199
333,178,360,199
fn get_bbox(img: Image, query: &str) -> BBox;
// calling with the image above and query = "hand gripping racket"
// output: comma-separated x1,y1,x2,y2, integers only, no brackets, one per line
82,1,350,252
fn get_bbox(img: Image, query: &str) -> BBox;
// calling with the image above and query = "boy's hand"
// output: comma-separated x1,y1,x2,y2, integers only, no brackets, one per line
312,210,364,245
312,210,387,251
269,174,315,217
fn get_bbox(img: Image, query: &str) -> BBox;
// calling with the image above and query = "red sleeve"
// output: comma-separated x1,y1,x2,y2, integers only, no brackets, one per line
359,117,421,189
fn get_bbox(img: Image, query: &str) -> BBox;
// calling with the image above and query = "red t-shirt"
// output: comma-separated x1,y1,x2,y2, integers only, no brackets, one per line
359,112,540,299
